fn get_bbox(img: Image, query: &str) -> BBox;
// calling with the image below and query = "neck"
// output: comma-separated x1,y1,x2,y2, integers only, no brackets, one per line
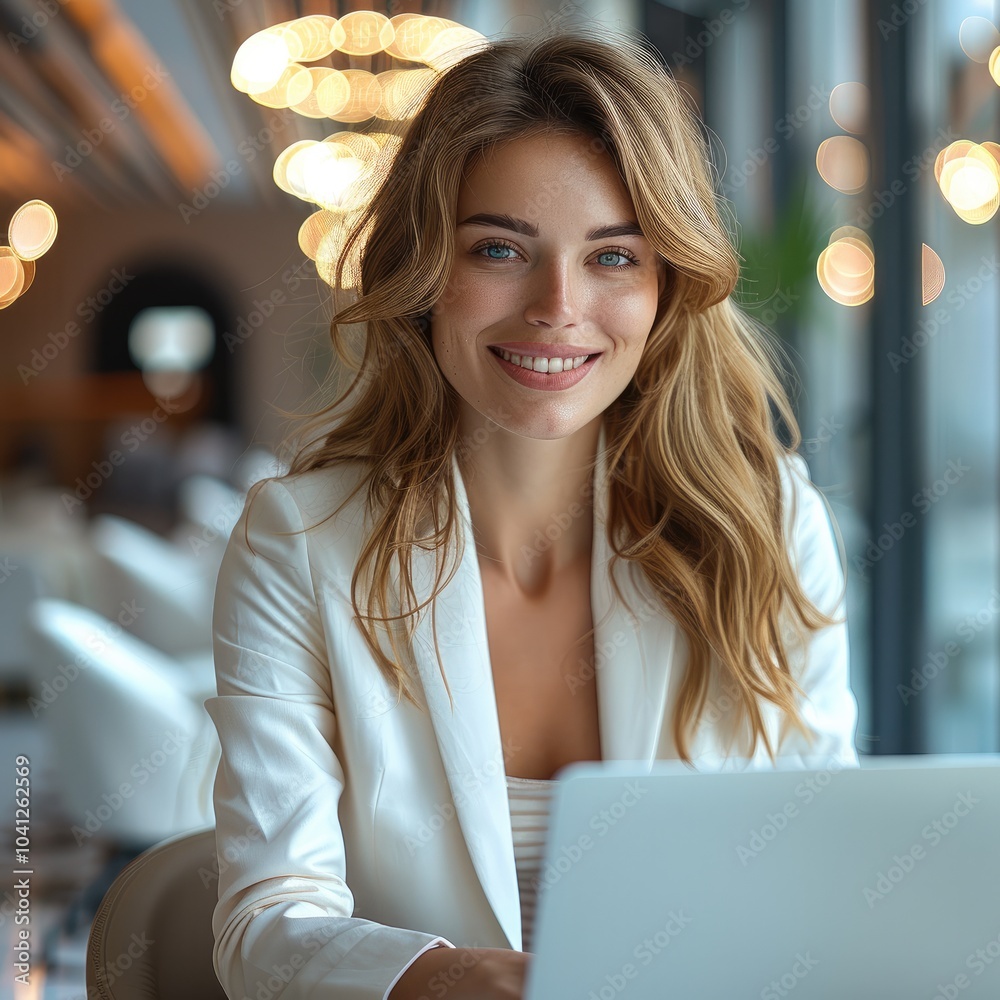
455,413,602,596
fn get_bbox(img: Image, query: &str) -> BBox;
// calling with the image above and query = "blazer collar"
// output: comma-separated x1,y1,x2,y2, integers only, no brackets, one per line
406,420,682,950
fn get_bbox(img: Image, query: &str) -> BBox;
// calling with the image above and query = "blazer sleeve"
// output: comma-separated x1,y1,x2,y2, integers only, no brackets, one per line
775,454,860,766
204,478,454,1000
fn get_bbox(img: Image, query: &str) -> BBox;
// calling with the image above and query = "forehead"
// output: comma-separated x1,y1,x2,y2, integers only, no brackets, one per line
457,131,636,217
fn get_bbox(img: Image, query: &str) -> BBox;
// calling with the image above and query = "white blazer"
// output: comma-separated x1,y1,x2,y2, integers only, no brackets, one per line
206,420,859,1000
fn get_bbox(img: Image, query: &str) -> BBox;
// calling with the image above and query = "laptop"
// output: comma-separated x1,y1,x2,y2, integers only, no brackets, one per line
522,755,1000,1000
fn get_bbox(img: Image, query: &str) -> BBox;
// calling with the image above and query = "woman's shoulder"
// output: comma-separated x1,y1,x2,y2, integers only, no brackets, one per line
241,461,373,536
775,450,844,576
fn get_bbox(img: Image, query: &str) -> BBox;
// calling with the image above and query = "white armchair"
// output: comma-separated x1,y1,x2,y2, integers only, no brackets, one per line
26,598,218,849
88,514,215,657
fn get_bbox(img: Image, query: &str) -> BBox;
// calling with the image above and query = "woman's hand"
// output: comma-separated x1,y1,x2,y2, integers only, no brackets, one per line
388,944,531,999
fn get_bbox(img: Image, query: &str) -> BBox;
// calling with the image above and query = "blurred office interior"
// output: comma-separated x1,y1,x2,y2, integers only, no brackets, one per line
0,0,999,995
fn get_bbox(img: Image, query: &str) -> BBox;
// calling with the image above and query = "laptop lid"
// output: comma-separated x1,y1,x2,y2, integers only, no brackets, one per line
523,755,1000,1000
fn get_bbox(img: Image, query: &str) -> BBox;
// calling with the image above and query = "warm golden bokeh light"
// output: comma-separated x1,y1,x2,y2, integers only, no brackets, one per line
333,70,383,123
817,237,874,306
298,209,345,260
828,82,869,134
285,15,340,61
0,247,25,306
315,227,363,289
383,14,450,61
292,67,346,119
18,257,35,298
248,64,312,110
376,67,438,120
230,31,290,94
829,225,872,250
10,199,58,260
921,243,945,306
230,12,482,286
316,70,351,117
273,140,316,197
298,144,366,209
936,141,1000,223
337,10,395,56
422,26,489,72
816,136,869,194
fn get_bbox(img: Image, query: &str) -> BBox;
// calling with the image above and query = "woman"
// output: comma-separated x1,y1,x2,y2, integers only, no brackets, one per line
206,23,859,1000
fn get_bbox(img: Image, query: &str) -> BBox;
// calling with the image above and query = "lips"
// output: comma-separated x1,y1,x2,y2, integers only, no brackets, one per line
488,344,601,390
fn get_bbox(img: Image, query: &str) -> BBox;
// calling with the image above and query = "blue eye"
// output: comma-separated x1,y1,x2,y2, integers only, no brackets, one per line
597,251,633,268
475,241,520,260
482,243,517,259
471,240,640,270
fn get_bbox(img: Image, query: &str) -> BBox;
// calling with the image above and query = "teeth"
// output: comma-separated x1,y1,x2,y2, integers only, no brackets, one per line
496,348,591,372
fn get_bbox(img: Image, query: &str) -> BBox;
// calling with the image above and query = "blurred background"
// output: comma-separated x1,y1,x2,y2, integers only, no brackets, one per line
1,0,998,995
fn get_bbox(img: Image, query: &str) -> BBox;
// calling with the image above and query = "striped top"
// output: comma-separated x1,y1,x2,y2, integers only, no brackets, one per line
505,774,557,954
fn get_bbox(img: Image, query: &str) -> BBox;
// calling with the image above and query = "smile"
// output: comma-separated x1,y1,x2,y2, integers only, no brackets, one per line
487,345,601,391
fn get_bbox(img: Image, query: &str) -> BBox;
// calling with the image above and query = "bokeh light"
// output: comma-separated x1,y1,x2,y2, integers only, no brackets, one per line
817,235,875,306
921,243,946,306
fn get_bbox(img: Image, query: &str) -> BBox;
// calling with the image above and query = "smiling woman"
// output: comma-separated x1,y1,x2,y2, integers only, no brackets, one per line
205,20,859,1000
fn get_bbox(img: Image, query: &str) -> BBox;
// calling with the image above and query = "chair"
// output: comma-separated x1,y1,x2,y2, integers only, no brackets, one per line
26,598,217,847
86,826,228,999
89,514,216,657
170,473,245,577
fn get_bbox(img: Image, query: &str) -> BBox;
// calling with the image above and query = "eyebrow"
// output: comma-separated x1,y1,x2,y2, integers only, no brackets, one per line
457,212,646,241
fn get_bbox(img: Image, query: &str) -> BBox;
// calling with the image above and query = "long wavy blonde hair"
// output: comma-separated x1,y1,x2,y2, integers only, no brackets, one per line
273,24,845,763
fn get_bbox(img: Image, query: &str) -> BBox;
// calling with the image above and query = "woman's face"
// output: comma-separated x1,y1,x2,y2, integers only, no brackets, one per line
430,130,666,440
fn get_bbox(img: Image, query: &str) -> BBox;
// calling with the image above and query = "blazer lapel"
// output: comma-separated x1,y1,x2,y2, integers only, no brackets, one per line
590,421,680,763
407,420,680,951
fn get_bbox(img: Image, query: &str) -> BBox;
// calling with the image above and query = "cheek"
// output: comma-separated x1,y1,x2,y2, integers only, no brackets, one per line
606,287,660,339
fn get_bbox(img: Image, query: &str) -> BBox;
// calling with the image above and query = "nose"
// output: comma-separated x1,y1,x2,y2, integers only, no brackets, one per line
522,258,583,328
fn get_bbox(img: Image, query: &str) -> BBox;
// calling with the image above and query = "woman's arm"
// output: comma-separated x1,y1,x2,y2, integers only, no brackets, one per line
206,478,453,1000
388,945,531,999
